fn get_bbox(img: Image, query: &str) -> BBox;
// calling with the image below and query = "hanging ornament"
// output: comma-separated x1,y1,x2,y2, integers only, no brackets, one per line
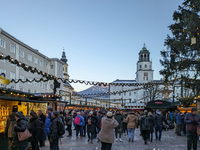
191,36,196,44
177,17,180,23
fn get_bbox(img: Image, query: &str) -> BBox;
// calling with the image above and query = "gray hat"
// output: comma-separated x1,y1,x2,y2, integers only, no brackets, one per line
89,111,93,115
47,107,53,112
106,111,113,117
192,107,197,112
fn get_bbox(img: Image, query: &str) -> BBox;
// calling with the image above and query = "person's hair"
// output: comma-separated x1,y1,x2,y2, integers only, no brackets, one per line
77,112,80,115
148,112,153,116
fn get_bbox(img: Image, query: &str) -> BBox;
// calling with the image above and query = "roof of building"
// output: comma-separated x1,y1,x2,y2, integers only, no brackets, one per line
63,81,74,90
112,79,136,83
139,46,149,54
112,79,162,84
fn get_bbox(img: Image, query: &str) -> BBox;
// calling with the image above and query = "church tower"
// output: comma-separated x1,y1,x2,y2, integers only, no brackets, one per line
61,48,70,79
136,44,153,83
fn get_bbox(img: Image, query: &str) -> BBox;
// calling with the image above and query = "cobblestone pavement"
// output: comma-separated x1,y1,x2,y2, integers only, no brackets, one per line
41,128,198,150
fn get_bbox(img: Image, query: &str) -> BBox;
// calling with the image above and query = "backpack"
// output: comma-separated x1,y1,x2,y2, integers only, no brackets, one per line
57,118,65,136
74,116,81,125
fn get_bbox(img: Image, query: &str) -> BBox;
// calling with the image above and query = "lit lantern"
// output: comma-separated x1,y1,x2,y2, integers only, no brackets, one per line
191,36,196,44
177,17,180,23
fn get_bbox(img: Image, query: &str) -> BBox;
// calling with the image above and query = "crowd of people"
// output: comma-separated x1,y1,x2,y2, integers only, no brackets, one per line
3,106,200,150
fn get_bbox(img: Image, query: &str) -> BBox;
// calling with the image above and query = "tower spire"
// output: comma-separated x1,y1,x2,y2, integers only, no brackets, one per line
61,47,68,63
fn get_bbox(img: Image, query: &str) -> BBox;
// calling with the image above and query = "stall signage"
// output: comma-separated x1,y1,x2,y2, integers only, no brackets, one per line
155,102,163,104
0,73,10,85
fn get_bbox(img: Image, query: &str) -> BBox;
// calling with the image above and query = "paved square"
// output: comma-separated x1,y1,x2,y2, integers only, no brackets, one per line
40,128,194,150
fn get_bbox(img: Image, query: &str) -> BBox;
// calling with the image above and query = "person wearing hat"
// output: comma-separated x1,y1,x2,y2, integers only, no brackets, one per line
4,106,18,149
87,111,97,144
11,111,28,150
185,107,200,150
98,111,119,150
44,107,53,141
154,109,164,141
114,110,123,142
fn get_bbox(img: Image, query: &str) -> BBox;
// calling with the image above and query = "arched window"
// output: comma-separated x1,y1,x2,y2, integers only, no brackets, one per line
149,65,151,69
144,54,147,60
140,65,142,68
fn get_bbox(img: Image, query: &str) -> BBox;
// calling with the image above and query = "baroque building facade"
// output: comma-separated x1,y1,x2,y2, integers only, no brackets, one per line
0,28,73,97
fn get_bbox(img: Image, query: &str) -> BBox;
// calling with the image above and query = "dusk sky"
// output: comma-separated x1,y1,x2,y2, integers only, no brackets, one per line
0,0,184,92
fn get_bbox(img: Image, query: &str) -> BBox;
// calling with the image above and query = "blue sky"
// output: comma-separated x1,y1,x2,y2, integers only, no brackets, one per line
0,0,184,92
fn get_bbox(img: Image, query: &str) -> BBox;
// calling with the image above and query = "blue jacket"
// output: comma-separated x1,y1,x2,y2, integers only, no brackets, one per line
74,115,85,126
170,112,173,121
176,114,182,125
44,112,52,135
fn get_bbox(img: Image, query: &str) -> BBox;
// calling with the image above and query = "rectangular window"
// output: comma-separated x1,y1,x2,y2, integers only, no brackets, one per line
34,81,38,86
40,82,43,88
119,93,121,96
129,91,131,96
34,57,38,64
10,44,15,53
34,90,37,93
28,54,32,61
50,84,53,89
0,39,6,48
45,83,48,89
40,60,43,67
0,69,6,74
11,86,15,89
28,89,31,93
19,75,24,80
50,65,53,69
10,72,15,80
28,78,32,85
134,92,136,94
20,88,24,91
124,92,126,96
20,49,24,57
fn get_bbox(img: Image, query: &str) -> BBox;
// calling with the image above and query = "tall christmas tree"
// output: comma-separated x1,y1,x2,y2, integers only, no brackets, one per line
160,0,200,104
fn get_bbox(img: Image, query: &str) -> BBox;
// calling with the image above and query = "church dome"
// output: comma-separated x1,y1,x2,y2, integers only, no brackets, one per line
139,46,149,54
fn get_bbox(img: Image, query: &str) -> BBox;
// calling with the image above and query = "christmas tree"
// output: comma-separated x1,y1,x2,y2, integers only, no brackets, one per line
160,0,200,105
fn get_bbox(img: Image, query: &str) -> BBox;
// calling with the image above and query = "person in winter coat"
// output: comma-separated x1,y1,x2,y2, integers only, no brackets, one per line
148,112,154,142
66,110,73,137
176,111,182,136
49,111,61,150
125,111,138,142
59,111,65,124
140,112,151,145
181,113,186,136
154,110,163,141
11,112,28,150
4,106,18,149
98,112,119,150
96,110,103,142
44,107,53,140
184,107,200,150
122,112,128,136
114,110,123,142
87,111,97,144
81,111,88,137
37,110,46,147
28,111,43,150
74,112,85,139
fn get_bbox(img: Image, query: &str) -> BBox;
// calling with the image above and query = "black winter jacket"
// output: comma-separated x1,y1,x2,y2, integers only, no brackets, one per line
39,113,46,124
49,117,62,140
65,114,73,125
28,117,44,142
87,116,97,133
154,114,163,126
11,116,28,149
96,115,103,128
